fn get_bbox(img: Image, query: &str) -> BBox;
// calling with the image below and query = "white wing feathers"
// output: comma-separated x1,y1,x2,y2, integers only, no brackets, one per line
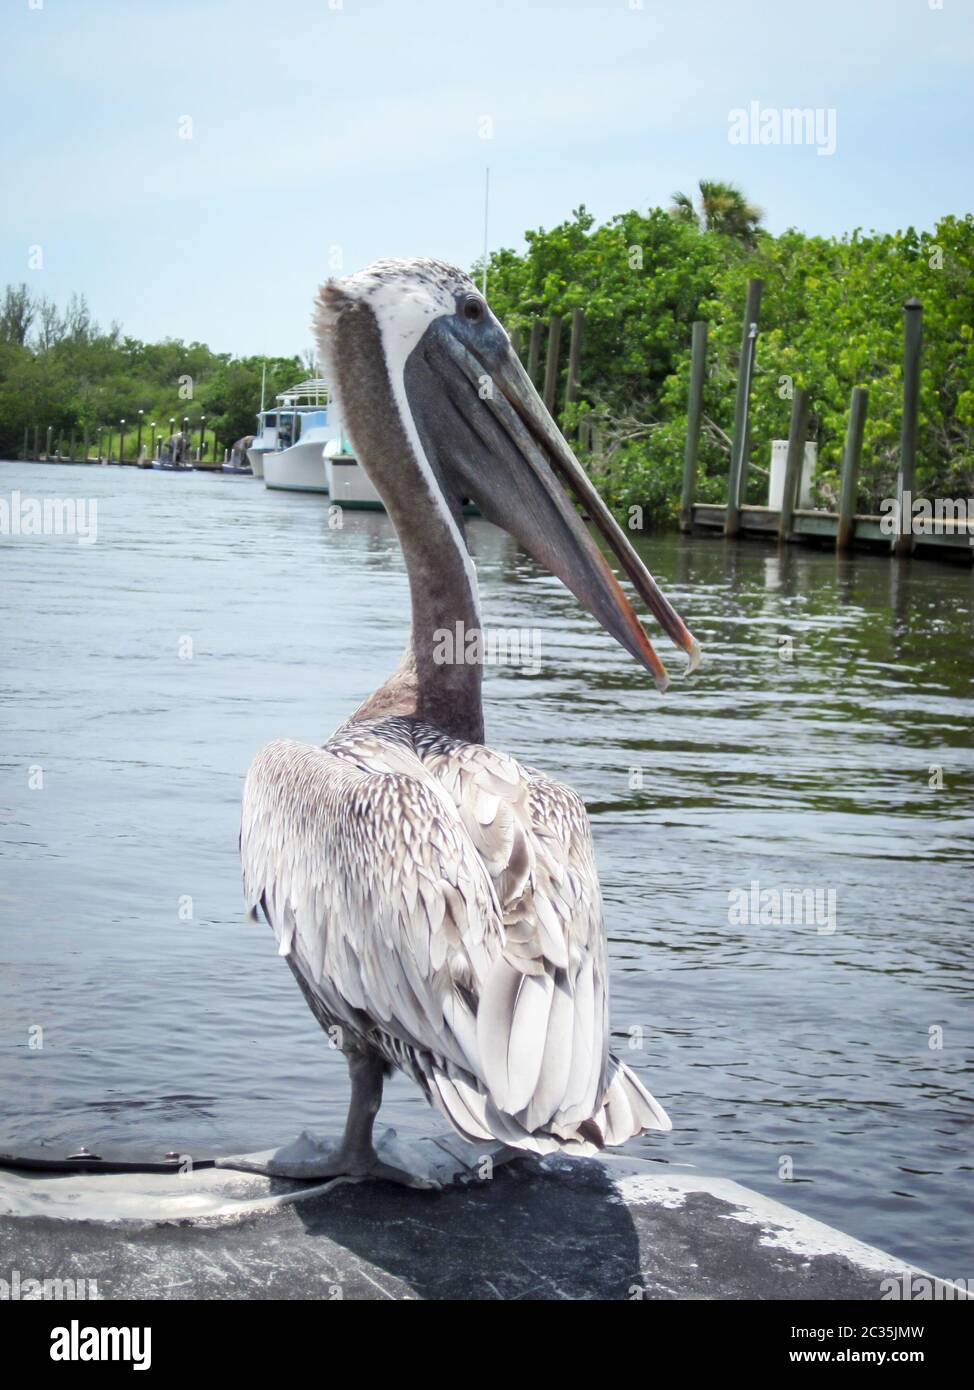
241,727,670,1153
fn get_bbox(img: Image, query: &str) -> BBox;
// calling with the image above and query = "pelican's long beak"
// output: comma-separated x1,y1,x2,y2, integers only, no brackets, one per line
408,321,700,691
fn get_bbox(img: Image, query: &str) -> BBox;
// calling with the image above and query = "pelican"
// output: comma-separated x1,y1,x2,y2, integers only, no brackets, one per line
241,258,699,1185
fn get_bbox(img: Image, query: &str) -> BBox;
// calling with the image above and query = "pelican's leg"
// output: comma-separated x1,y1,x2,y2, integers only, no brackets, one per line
320,1050,434,1189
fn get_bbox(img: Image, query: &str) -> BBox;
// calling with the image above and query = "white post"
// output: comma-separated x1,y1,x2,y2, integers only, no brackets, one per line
481,167,490,297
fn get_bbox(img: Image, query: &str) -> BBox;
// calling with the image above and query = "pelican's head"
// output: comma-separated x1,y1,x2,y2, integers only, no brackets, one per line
314,257,699,690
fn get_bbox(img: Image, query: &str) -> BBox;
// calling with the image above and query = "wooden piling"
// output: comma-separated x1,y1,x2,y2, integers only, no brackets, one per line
679,320,708,532
725,278,763,538
33,425,40,459
82,425,89,462
527,318,542,387
542,314,563,415
836,387,869,551
892,297,922,557
564,308,584,412
778,389,810,542
22,426,28,461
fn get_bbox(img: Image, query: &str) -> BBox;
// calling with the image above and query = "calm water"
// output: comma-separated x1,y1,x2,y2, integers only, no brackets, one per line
1,459,971,1276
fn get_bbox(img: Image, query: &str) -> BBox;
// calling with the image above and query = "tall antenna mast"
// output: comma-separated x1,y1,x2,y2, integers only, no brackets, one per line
481,167,490,298
259,360,267,413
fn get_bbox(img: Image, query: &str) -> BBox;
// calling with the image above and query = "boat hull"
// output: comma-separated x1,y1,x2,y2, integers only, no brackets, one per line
246,447,266,479
325,455,384,509
264,439,329,494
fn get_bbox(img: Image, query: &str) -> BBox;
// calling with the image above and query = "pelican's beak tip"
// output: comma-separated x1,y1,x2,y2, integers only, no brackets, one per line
653,631,700,690
684,633,702,677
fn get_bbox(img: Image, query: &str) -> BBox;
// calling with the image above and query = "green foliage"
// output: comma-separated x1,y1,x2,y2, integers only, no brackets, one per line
0,285,302,459
485,209,974,524
485,205,732,419
200,356,304,447
694,218,974,509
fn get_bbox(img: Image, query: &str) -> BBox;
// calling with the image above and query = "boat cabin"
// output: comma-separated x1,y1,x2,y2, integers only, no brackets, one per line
254,380,336,453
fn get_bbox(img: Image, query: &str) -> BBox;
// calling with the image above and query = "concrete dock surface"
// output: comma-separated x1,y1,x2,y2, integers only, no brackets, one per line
0,1134,960,1302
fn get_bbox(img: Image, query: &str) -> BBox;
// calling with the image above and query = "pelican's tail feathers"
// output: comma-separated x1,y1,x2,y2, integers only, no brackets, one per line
426,1052,670,1157
427,1063,600,1156
595,1052,672,1143
546,1053,671,1148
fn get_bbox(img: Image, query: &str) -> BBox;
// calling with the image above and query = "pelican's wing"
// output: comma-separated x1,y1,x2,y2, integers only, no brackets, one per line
242,731,669,1153
241,737,504,1088
412,732,672,1143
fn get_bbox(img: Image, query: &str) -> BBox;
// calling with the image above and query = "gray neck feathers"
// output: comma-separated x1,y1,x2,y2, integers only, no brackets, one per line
332,301,484,744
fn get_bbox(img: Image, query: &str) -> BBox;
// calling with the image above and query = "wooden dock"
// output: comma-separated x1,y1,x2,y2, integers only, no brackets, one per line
678,289,972,564
690,502,974,559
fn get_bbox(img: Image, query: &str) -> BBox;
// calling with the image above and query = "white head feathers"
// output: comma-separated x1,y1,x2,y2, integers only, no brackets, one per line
311,258,484,620
313,258,477,409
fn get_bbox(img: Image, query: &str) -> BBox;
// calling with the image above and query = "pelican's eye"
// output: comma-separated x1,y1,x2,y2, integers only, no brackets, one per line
461,293,486,324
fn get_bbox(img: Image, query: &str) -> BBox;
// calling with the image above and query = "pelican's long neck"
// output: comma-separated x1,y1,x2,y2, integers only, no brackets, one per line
399,505,483,744
335,302,484,744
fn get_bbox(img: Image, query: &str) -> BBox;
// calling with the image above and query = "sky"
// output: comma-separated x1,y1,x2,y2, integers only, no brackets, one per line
2,0,972,358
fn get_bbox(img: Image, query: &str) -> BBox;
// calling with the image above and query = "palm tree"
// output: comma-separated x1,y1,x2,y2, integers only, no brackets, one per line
669,180,763,246
669,191,698,227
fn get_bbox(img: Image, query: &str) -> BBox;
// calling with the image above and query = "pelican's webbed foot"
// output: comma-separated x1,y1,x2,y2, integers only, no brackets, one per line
324,1049,439,1189
314,1143,437,1190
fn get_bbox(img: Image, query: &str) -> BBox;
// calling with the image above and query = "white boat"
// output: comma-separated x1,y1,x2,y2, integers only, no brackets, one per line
324,439,384,510
247,366,268,477
255,380,337,494
245,440,268,479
